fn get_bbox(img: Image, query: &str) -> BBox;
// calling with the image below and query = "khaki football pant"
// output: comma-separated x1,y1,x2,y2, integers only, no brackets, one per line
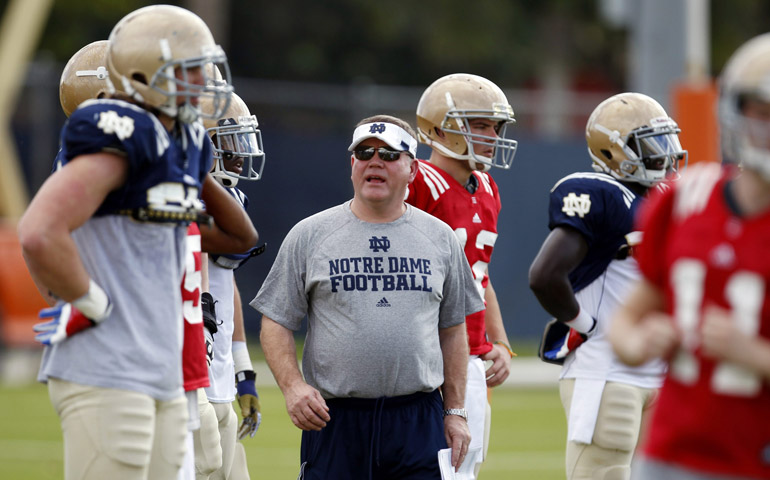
49,377,188,480
194,390,222,479
195,393,250,479
231,441,251,480
560,379,657,480
209,402,238,480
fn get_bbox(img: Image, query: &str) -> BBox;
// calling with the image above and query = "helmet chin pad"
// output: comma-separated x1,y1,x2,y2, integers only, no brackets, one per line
467,156,492,172
177,103,200,124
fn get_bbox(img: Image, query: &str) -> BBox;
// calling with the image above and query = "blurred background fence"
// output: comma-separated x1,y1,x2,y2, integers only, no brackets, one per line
2,0,769,354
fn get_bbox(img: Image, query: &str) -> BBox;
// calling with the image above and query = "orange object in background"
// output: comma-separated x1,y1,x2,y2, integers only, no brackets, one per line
671,81,720,166
0,222,48,347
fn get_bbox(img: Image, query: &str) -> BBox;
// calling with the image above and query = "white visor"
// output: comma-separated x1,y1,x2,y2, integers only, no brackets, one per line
348,122,418,157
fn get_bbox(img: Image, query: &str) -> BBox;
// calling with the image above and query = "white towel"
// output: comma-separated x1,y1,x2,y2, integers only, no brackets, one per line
438,447,483,480
567,378,606,444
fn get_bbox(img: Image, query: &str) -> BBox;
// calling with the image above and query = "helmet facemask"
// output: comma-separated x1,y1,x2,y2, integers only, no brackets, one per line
721,93,770,181
208,115,265,188
439,101,518,171
590,117,687,187
148,43,232,124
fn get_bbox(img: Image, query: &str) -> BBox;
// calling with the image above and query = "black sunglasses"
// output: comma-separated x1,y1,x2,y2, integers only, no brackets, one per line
353,147,411,162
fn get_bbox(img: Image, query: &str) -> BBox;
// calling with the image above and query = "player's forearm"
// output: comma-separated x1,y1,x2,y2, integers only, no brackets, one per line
529,275,580,321
19,221,90,302
609,279,667,366
609,304,647,366
199,175,258,254
19,155,123,302
529,227,587,321
725,335,770,380
260,315,304,392
483,280,508,343
232,279,246,343
439,323,469,409
201,253,209,291
528,250,581,321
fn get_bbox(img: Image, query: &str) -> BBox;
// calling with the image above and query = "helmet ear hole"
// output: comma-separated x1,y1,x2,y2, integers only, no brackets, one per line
132,72,148,85
601,149,613,160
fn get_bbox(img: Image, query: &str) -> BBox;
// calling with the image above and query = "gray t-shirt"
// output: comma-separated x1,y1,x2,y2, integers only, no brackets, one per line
37,216,186,401
251,201,483,399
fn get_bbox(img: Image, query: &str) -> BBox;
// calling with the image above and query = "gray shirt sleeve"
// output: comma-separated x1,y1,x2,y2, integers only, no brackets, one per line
250,219,309,330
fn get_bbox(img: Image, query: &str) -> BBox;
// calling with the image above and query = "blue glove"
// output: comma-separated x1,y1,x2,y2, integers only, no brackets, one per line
34,280,112,346
235,370,261,439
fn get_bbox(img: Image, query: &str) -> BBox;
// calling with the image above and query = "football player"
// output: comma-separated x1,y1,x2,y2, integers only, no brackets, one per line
406,73,518,478
19,6,256,480
55,35,259,480
610,33,770,480
195,92,265,480
528,92,686,480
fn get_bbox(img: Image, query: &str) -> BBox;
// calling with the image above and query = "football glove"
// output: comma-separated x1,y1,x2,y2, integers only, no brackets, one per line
201,292,218,367
34,280,112,346
235,370,261,439
211,243,267,270
538,317,596,365
203,329,214,366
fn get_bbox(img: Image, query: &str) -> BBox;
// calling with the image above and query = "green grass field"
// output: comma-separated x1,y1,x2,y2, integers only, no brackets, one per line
0,382,566,479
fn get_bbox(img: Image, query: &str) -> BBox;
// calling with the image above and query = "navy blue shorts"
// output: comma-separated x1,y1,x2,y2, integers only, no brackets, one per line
298,389,447,480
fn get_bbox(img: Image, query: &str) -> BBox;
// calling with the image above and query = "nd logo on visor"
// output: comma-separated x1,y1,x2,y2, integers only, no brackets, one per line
369,123,386,134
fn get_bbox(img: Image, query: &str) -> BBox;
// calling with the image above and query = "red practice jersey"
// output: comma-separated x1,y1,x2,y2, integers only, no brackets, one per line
636,163,770,479
181,223,209,391
406,159,501,355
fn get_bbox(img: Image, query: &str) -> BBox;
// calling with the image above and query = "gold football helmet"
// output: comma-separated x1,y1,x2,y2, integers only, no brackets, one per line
59,40,110,117
719,33,770,180
586,92,687,187
416,73,517,171
106,4,232,124
201,93,265,187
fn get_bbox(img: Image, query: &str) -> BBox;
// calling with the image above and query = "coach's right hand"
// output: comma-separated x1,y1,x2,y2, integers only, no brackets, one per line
444,414,471,471
284,381,330,431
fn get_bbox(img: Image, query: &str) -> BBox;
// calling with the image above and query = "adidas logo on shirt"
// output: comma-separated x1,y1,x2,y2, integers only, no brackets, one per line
472,213,482,224
376,297,391,307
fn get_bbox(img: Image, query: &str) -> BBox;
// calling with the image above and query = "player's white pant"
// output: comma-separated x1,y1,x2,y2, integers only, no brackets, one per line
194,390,222,479
178,431,196,480
560,379,657,480
49,377,188,480
231,441,251,480
209,402,238,480
196,396,249,480
179,390,201,480
464,356,489,479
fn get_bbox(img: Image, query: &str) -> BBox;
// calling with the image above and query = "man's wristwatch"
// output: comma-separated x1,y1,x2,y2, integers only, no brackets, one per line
443,408,468,420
